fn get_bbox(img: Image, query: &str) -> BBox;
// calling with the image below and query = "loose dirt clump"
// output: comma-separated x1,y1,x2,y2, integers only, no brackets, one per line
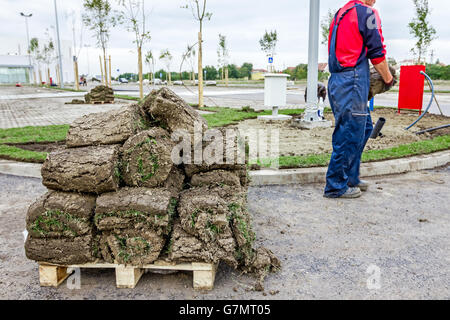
25,87,279,290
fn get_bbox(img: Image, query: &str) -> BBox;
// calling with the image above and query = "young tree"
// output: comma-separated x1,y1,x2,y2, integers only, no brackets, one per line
41,30,56,85
117,0,152,99
408,0,437,64
217,33,229,83
145,50,155,83
259,30,278,72
159,49,173,85
320,9,335,45
66,10,84,90
184,44,197,84
182,0,212,108
82,0,117,86
29,38,41,85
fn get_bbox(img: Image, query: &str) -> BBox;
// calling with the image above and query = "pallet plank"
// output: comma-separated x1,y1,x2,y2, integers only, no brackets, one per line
37,260,218,290
39,265,69,287
115,266,144,289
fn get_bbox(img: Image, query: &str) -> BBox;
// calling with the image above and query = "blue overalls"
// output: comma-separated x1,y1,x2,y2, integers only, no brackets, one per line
324,3,374,198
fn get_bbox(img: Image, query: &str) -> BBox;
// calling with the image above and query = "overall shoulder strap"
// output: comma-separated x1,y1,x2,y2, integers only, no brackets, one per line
336,3,361,26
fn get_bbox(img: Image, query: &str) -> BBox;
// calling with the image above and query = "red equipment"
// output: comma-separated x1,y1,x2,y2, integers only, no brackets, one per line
398,65,426,114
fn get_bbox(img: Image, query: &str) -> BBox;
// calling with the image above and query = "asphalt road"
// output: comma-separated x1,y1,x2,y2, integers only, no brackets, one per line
1,167,449,299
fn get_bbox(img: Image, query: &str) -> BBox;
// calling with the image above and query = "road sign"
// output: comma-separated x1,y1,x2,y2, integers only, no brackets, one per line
268,57,273,64
160,72,162,78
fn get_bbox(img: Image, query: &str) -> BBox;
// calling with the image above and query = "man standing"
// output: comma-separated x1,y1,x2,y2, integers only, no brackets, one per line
324,0,394,199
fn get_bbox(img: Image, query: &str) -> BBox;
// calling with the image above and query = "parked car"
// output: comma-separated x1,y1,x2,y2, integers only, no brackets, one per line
152,78,167,85
173,80,183,85
119,77,129,83
194,80,217,86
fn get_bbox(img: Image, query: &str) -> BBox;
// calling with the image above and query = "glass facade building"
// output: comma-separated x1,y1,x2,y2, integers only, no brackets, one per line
0,55,32,84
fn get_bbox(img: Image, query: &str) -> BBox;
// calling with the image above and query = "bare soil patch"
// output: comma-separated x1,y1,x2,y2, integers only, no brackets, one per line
233,109,450,157
6,141,65,153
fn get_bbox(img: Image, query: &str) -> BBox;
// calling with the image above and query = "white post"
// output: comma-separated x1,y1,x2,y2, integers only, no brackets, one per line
54,0,64,88
306,0,319,110
295,0,331,129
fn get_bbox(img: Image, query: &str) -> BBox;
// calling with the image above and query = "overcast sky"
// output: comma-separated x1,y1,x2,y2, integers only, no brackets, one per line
1,0,450,77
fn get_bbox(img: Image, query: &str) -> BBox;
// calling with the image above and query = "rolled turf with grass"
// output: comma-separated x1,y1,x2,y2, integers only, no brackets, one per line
66,104,150,147
41,144,121,194
121,128,175,188
26,191,96,238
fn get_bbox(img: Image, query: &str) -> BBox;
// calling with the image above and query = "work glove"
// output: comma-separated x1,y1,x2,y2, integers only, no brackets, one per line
383,77,397,92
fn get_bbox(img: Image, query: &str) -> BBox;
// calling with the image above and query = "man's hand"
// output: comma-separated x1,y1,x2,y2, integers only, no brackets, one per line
373,59,394,84
383,77,397,92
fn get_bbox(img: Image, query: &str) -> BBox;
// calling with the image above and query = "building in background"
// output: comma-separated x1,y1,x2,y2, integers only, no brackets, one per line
0,55,32,84
251,69,267,80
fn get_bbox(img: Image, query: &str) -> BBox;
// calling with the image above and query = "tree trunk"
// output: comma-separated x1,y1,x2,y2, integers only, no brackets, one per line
74,59,80,91
99,55,104,85
56,65,60,87
39,69,42,85
108,55,112,86
138,47,144,99
225,67,229,87
103,48,108,87
168,70,172,85
33,70,37,86
47,67,50,85
198,30,204,108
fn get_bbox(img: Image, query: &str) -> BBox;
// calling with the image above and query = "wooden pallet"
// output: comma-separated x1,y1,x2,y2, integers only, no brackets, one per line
91,100,114,104
38,260,217,290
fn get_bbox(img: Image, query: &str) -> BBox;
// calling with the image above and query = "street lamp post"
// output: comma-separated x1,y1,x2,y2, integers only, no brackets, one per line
294,0,331,129
53,0,64,88
20,12,33,84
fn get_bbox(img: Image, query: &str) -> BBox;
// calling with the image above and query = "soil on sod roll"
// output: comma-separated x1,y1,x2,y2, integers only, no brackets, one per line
25,233,97,265
84,85,114,103
41,144,120,194
26,191,96,238
97,229,165,265
369,65,397,101
142,87,208,134
94,187,177,235
121,128,175,188
66,104,149,147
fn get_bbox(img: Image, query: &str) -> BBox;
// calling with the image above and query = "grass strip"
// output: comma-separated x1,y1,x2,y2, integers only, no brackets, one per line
0,125,69,144
253,135,450,169
0,144,47,162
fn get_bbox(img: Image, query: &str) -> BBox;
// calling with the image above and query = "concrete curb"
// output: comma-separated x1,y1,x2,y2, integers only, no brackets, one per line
249,150,450,186
0,160,41,178
1,150,449,185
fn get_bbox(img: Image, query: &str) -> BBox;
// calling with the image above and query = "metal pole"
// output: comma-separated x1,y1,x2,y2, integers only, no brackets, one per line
306,0,319,110
20,13,33,83
53,0,64,88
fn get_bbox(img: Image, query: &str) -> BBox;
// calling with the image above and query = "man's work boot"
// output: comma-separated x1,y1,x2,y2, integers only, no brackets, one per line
356,180,369,192
339,187,362,199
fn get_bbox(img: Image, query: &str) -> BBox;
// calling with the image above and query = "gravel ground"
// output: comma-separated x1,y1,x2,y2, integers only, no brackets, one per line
0,168,449,300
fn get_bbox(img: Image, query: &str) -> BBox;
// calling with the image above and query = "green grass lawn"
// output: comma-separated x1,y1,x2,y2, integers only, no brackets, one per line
201,107,305,127
0,144,47,163
0,125,69,144
254,135,450,169
0,107,448,165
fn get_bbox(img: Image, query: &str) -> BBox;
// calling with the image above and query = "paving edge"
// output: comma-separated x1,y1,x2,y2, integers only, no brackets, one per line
1,150,449,184
249,150,450,186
